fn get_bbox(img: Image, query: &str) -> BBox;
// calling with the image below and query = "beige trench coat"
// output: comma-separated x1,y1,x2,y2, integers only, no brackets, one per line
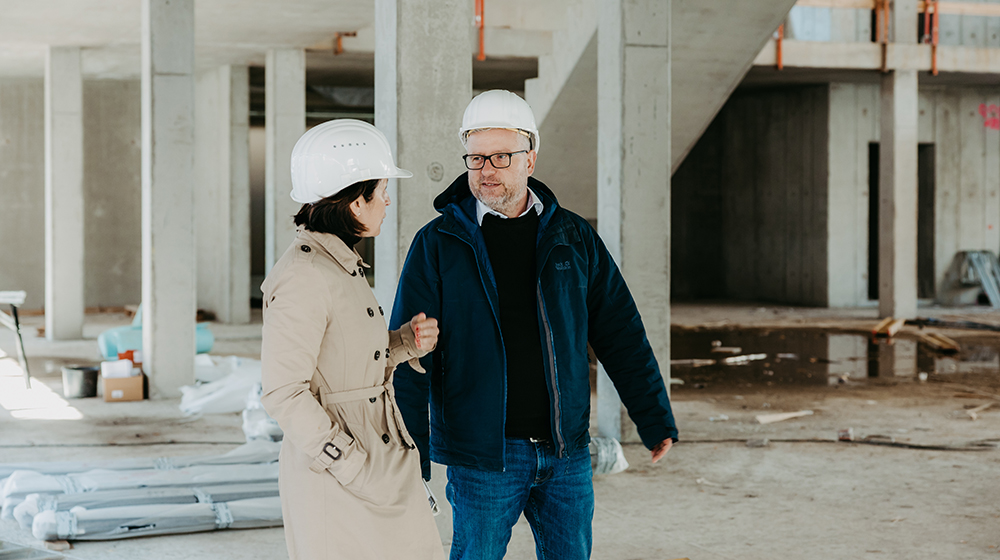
261,228,444,560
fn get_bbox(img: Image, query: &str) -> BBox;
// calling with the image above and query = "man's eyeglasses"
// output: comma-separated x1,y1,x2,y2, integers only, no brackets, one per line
462,150,528,170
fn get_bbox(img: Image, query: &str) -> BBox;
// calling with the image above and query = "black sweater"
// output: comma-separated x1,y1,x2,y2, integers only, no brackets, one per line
481,211,552,440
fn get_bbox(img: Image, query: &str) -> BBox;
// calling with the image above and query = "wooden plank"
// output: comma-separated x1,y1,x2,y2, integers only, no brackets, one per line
872,316,894,334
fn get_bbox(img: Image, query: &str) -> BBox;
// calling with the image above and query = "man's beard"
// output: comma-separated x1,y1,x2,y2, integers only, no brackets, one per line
473,182,520,216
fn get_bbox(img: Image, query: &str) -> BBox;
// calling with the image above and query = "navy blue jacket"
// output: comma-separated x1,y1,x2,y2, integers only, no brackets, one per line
390,174,678,479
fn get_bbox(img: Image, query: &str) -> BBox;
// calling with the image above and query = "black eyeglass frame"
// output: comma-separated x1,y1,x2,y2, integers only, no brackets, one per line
462,150,529,170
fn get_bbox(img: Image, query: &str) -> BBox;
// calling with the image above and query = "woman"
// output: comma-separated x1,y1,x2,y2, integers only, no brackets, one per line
260,119,444,560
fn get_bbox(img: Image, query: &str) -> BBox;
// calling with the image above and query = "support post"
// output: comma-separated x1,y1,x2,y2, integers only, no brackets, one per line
142,0,196,396
44,46,85,341
264,49,305,274
597,0,672,442
195,65,251,324
878,69,919,319
374,0,471,313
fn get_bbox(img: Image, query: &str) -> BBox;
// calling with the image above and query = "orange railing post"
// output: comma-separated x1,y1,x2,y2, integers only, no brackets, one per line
777,24,784,70
475,0,485,62
932,0,940,75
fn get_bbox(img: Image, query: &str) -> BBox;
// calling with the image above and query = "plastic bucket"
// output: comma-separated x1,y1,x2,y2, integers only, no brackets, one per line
62,365,100,398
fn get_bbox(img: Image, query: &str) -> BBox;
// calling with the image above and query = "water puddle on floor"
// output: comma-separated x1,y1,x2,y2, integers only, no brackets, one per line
669,328,1000,393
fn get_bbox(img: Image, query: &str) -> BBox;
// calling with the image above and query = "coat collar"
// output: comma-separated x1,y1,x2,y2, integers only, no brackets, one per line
298,227,369,273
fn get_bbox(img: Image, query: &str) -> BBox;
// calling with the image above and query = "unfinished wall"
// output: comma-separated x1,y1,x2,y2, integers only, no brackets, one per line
672,86,830,305
722,87,830,305
925,87,1000,298
827,83,878,307
787,3,1000,46
0,78,45,310
826,82,1000,306
83,80,142,308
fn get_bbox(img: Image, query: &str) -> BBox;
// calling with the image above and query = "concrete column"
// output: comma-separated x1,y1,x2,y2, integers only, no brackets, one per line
374,0,471,312
142,0,196,396
891,0,919,44
195,65,250,324
44,47,84,340
878,69,919,319
597,0,671,442
264,49,304,273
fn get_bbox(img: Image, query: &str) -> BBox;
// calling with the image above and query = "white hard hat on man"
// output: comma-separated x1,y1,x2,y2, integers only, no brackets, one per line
290,119,412,204
459,90,540,153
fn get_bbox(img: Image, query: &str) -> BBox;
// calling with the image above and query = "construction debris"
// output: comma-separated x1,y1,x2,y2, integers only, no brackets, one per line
965,402,996,421
746,438,769,448
906,317,1000,332
670,358,716,367
838,428,854,442
710,346,742,354
723,353,767,365
872,317,907,338
755,410,814,424
915,331,960,353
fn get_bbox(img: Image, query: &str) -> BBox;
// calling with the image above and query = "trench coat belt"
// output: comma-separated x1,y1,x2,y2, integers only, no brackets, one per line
322,379,415,450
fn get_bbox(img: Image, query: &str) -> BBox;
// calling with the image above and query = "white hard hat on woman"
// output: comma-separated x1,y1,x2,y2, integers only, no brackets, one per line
290,118,412,204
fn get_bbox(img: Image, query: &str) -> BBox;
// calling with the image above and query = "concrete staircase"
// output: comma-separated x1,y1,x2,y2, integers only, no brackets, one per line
527,0,798,219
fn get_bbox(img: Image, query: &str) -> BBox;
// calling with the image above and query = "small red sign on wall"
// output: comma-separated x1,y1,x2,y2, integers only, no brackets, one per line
981,104,1000,130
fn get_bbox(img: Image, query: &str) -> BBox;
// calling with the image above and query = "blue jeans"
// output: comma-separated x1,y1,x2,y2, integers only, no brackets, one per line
446,438,594,560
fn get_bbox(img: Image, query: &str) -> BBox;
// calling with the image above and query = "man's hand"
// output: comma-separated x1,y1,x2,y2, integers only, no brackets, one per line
410,313,439,351
651,438,673,463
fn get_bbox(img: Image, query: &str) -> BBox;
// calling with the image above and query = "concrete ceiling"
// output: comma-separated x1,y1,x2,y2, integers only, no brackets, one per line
0,0,557,78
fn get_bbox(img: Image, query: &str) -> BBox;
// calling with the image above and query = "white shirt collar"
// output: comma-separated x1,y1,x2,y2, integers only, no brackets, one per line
476,187,544,226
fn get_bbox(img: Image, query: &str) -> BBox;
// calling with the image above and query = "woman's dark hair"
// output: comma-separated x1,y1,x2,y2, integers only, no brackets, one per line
294,178,381,245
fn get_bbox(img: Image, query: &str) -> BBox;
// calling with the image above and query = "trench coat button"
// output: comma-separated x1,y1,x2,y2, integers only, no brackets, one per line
382,434,390,444
367,307,375,318
378,306,384,316
369,397,377,403
358,267,365,277
374,350,381,360
300,245,311,253
385,347,390,357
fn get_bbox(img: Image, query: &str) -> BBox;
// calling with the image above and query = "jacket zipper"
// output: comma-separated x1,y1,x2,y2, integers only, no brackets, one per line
440,227,508,466
536,282,565,458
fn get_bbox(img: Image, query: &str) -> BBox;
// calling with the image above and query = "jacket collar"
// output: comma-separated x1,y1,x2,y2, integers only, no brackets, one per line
434,173,566,239
298,227,369,273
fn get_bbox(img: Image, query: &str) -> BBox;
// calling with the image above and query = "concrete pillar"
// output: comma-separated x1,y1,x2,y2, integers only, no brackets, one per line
195,65,251,324
877,339,917,377
878,69,919,319
141,0,196,396
44,47,84,340
891,0,919,44
597,0,671,441
373,0,471,312
264,49,304,273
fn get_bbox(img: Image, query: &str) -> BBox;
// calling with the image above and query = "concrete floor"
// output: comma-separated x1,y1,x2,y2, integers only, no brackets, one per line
2,305,999,559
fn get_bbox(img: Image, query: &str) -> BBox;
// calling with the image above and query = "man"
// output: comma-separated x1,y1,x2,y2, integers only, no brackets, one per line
390,90,677,560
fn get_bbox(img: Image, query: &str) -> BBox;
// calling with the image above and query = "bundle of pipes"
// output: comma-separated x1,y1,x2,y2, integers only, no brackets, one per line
31,496,283,541
0,440,280,479
1,463,279,520
13,482,280,530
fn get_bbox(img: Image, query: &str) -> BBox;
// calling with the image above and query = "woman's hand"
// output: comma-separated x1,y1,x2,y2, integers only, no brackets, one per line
409,313,439,351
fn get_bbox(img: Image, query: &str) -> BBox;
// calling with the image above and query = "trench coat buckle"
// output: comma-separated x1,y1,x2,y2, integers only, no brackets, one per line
322,442,343,461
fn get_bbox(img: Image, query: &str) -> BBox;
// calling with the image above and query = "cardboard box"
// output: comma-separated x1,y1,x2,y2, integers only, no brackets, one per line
103,373,148,402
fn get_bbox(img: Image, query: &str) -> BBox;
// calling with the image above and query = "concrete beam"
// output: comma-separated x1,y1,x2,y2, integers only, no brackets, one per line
878,69,919,319
195,65,250,324
597,0,671,442
264,49,304,274
44,47,84,340
373,0,471,313
141,0,196,396
755,40,1000,74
